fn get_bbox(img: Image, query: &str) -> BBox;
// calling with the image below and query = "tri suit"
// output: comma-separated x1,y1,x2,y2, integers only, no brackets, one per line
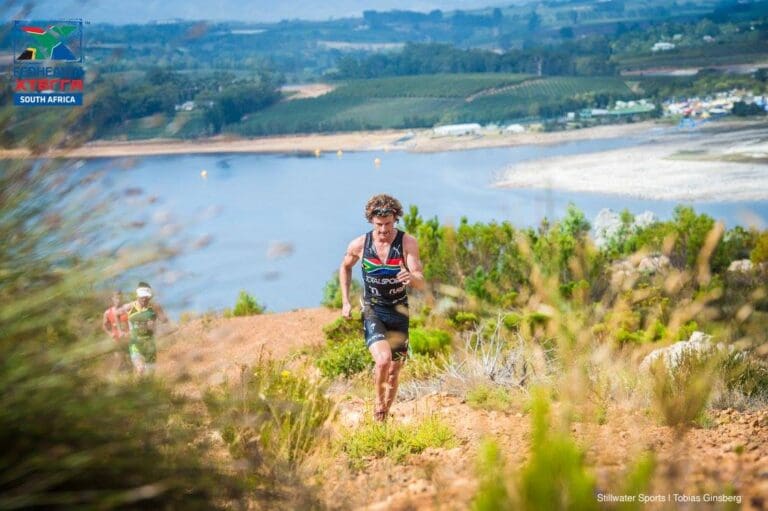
127,301,159,366
361,229,410,361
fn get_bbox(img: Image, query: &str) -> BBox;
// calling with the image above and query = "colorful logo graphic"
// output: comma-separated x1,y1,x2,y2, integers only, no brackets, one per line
14,21,82,63
13,20,85,107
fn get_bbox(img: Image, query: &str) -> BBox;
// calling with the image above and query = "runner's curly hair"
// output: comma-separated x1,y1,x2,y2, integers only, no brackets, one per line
364,194,403,221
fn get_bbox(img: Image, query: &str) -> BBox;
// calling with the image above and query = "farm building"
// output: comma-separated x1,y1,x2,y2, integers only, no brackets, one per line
433,123,481,136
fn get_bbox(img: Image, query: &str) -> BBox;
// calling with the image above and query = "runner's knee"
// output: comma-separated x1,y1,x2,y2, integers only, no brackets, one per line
375,353,392,370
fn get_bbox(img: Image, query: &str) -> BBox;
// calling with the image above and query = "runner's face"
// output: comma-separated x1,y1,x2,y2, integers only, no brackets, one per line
138,296,151,307
111,294,121,307
371,215,396,242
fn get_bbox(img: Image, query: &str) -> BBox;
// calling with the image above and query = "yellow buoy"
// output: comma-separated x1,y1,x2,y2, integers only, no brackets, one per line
314,148,321,157
374,157,381,167
336,149,343,158
200,169,208,179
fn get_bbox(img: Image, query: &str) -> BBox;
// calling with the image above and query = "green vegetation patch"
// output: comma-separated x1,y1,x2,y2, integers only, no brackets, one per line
235,96,455,135
332,73,532,98
457,76,633,121
205,360,333,469
466,384,516,411
317,336,371,378
340,415,456,470
409,327,452,356
233,75,635,134
472,392,599,511
224,290,265,317
322,315,361,343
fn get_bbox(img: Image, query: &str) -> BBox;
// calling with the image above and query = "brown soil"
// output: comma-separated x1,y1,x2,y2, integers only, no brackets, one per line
157,308,338,397
155,308,768,510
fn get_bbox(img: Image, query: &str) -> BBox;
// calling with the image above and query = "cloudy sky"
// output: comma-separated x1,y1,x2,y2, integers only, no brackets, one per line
11,0,524,23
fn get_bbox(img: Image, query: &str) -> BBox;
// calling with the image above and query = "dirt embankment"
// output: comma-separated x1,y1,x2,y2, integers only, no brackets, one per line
155,309,768,510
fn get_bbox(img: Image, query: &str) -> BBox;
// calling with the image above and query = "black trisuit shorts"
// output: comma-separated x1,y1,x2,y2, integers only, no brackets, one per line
362,301,409,362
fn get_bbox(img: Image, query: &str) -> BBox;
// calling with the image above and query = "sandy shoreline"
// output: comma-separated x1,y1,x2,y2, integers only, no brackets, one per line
496,121,768,202
0,121,657,160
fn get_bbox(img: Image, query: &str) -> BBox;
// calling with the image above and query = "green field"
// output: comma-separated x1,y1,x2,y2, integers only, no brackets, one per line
614,41,768,71
235,96,453,135
331,73,533,98
233,75,637,135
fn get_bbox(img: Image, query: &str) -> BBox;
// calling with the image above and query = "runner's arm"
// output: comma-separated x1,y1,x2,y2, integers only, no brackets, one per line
403,235,426,291
339,236,363,317
115,302,133,315
154,304,169,324
102,310,112,336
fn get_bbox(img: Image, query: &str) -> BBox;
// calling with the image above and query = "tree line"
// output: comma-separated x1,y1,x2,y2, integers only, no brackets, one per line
332,40,617,80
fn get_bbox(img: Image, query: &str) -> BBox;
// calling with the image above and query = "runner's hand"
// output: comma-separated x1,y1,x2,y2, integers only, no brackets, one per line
341,302,352,319
397,261,411,285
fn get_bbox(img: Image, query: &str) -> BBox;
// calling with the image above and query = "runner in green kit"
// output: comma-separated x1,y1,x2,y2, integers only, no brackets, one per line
117,282,168,376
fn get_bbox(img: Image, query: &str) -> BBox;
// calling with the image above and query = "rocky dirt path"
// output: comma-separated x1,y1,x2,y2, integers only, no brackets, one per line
154,308,768,510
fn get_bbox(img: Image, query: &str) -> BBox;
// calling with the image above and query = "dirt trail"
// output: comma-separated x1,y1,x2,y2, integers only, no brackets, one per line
157,308,338,396
154,308,768,510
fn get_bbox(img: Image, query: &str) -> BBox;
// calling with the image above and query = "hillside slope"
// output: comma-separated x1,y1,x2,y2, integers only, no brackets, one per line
156,308,768,510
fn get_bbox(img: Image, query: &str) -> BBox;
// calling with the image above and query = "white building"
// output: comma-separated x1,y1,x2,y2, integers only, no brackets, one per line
652,42,676,52
175,101,196,112
433,123,481,136
504,124,525,133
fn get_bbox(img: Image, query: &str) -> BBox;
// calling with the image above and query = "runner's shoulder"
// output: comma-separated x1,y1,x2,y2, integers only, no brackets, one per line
347,234,366,254
402,232,420,248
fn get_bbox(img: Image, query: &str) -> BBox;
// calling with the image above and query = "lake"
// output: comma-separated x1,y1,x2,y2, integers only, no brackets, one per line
81,133,768,315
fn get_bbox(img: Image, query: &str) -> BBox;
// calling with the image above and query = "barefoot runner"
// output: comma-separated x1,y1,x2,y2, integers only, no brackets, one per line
339,194,425,421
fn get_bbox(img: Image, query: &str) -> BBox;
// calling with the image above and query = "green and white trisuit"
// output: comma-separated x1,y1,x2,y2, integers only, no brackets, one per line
127,301,158,371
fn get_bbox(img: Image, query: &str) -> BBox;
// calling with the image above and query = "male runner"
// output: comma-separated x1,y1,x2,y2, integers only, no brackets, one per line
102,291,130,372
117,282,168,376
339,194,425,421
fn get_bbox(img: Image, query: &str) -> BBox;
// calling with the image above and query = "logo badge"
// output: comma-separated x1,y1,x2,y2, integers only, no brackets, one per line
13,20,85,107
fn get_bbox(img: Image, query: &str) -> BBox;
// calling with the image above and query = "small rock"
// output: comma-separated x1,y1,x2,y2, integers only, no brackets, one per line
407,480,434,494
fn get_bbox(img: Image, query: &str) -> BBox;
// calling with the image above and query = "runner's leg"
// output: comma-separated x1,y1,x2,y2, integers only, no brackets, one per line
130,349,146,375
384,360,403,413
369,340,393,420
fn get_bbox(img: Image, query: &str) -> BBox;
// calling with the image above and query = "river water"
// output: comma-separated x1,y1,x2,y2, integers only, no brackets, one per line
82,134,768,315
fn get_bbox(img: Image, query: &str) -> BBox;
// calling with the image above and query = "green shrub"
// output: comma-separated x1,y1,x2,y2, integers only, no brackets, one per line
205,360,333,470
750,230,768,264
616,453,656,511
409,314,426,328
617,328,647,344
232,290,265,316
472,440,513,511
340,415,455,470
502,313,523,331
651,349,718,427
720,352,768,399
321,272,362,308
516,391,597,511
316,337,371,378
472,390,597,511
402,352,445,381
451,311,479,330
526,311,551,328
322,315,361,343
467,385,515,411
409,328,452,356
676,320,699,341
1,350,245,510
